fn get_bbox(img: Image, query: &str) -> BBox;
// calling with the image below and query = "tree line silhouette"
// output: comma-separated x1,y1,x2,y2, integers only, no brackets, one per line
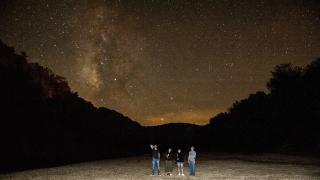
0,40,145,172
207,60,320,153
0,40,320,172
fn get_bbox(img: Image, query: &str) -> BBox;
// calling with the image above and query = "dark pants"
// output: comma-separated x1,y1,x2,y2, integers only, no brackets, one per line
165,160,173,173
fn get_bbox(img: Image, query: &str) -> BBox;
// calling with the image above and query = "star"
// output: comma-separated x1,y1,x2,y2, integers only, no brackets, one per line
0,0,319,126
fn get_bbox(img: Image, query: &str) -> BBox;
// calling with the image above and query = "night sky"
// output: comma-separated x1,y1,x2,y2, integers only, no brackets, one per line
0,0,319,126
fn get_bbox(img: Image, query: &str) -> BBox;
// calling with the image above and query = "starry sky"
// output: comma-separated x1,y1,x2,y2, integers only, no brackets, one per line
0,0,320,126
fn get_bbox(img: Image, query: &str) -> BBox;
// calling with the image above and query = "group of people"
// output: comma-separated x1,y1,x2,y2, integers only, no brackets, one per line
150,144,196,176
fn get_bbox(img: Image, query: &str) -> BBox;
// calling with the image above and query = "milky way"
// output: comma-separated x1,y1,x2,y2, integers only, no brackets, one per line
1,0,320,125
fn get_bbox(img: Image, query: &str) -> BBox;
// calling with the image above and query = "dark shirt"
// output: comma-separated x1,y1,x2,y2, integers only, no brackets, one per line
165,151,173,161
176,152,184,162
152,149,160,159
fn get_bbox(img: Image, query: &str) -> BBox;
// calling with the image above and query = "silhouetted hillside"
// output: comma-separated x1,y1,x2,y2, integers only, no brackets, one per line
146,123,203,151
1,39,320,173
207,59,320,153
0,40,144,172
145,59,320,155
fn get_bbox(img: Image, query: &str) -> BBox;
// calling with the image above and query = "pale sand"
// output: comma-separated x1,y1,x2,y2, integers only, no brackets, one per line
1,153,320,180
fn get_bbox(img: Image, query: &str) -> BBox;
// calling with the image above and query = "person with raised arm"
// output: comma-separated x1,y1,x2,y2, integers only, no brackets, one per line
150,144,161,176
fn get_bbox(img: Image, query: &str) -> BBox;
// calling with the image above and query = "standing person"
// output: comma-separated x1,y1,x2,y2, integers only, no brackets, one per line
165,148,173,176
188,146,197,176
150,144,161,176
176,149,185,176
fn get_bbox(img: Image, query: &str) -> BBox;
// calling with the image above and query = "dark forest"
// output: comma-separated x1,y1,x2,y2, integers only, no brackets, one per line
1,40,320,173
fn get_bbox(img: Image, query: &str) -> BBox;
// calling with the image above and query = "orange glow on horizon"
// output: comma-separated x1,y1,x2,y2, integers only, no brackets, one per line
141,108,224,126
